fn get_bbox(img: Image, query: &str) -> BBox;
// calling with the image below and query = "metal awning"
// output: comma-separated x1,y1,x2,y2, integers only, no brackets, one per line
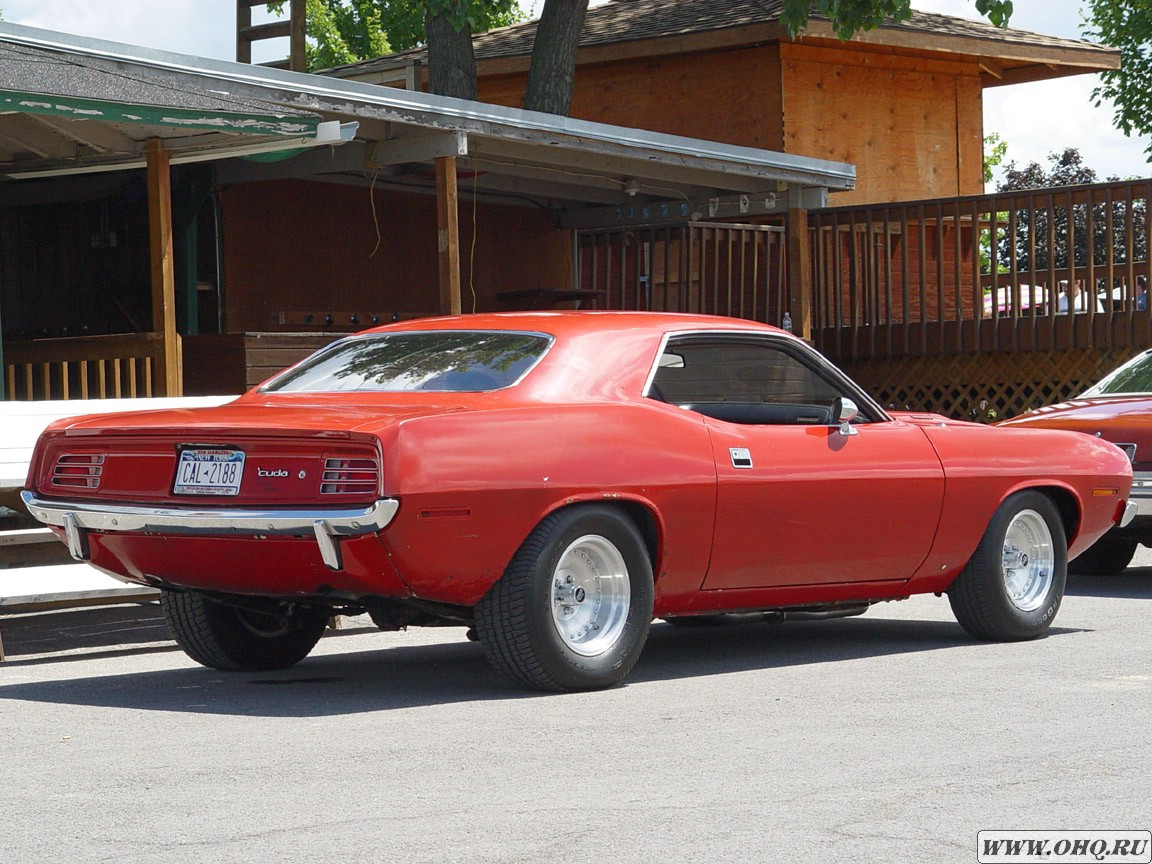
0,37,340,178
0,20,854,215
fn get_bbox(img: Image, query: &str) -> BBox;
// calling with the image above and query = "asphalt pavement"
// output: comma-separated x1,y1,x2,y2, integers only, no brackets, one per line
1,551,1150,864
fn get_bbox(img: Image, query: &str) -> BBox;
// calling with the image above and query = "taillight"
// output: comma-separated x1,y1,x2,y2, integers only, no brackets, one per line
52,453,105,489
320,457,379,495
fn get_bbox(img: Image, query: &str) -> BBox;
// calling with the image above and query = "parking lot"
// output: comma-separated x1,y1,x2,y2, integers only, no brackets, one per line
1,552,1150,864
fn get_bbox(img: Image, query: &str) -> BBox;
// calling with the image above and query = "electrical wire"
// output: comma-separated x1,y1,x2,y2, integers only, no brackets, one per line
366,144,383,258
466,154,629,193
470,167,479,314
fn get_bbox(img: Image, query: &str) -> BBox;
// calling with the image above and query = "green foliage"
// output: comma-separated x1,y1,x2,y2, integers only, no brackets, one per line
424,0,522,35
995,148,1146,273
268,1,524,70
779,0,1012,40
983,132,1008,185
1085,0,1152,163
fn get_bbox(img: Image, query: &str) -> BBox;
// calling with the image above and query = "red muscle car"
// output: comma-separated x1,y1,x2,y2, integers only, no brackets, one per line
22,312,1134,691
999,347,1152,575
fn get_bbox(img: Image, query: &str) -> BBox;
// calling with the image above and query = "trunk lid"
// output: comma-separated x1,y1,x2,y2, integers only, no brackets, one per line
32,398,464,507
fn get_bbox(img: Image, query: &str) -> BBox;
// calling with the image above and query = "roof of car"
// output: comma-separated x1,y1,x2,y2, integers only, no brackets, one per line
370,310,785,337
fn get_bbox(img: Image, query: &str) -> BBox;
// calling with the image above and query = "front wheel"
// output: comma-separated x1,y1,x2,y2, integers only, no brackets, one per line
475,505,654,692
1068,534,1137,576
161,591,329,671
947,491,1067,641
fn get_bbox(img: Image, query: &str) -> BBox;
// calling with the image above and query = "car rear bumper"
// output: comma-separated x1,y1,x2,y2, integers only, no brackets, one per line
20,491,399,571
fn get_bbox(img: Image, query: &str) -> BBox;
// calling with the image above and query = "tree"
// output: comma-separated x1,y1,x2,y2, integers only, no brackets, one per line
268,1,522,72
779,0,1013,40
524,0,588,114
1084,0,1152,162
279,0,1014,115
995,148,1145,274
983,132,1008,185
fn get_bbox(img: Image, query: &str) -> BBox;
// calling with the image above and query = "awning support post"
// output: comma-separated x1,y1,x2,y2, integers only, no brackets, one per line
435,155,463,316
147,138,182,395
787,186,814,342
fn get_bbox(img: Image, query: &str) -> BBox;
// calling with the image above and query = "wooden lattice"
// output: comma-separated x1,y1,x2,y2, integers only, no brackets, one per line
841,347,1143,422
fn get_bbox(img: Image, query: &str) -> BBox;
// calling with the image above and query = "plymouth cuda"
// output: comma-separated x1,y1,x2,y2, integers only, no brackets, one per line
22,312,1134,690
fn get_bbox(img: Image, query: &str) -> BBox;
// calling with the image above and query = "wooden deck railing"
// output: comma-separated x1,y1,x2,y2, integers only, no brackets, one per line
3,332,179,400
809,179,1152,361
578,222,788,325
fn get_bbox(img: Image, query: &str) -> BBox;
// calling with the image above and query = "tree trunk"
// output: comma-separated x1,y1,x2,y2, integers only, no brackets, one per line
425,10,477,100
524,0,588,115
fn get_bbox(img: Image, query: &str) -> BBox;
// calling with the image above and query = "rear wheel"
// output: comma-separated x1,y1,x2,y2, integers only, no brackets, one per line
475,505,654,692
161,591,329,671
948,491,1067,641
1068,535,1137,576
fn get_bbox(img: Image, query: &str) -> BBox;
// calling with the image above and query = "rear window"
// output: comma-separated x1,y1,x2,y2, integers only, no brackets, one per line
262,330,552,393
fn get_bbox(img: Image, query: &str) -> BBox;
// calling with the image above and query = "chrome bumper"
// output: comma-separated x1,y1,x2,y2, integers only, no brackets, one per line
1120,500,1139,528
20,491,399,571
1127,473,1152,519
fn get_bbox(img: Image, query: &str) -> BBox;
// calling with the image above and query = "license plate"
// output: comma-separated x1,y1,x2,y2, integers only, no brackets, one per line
173,448,245,496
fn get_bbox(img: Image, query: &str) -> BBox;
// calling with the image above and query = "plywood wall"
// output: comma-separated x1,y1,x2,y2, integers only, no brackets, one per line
780,42,984,205
477,39,985,206
480,45,786,151
218,179,571,332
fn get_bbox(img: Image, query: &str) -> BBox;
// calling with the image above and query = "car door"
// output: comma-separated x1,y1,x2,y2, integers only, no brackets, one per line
652,333,946,590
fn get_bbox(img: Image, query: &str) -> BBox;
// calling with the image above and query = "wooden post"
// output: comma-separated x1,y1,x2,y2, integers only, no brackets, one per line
0,296,6,400
435,156,463,315
787,187,813,341
182,218,199,337
147,139,182,396
289,0,307,72
236,1,252,64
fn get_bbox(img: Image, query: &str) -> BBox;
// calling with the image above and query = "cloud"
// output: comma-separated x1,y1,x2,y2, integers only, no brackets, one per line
4,0,247,61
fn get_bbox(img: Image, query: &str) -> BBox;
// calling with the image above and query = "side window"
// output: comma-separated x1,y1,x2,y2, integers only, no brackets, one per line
652,338,849,425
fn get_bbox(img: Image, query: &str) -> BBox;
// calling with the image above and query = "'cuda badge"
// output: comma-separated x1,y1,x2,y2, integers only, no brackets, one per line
257,468,290,478
730,448,753,469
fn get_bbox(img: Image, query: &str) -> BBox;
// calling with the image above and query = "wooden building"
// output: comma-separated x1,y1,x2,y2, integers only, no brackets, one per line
0,20,852,401
328,1,1144,419
329,0,1119,206
1,4,1140,420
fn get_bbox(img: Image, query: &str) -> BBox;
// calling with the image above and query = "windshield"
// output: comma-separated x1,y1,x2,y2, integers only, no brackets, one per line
1083,350,1152,396
262,330,552,393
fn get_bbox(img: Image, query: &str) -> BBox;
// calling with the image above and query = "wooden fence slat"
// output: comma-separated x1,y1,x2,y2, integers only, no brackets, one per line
4,333,174,402
808,178,1151,363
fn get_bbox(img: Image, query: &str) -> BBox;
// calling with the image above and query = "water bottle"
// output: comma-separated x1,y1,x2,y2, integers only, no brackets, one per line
782,312,792,332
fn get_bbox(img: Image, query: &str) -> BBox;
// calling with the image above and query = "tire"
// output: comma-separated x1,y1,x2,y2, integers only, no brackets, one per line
161,590,329,672
948,490,1067,641
474,505,654,692
1068,535,1137,576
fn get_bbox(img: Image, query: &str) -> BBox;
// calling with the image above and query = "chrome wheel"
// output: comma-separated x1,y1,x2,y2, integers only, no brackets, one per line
475,505,653,691
948,491,1066,642
550,534,631,657
1001,508,1055,612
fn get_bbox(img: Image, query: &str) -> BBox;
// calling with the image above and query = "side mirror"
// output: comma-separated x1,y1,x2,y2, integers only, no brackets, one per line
832,397,859,436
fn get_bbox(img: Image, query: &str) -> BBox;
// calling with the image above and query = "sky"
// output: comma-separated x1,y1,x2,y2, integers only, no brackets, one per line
2,0,1148,186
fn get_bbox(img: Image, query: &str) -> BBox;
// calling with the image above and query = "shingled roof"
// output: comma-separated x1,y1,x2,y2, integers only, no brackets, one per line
326,0,1118,83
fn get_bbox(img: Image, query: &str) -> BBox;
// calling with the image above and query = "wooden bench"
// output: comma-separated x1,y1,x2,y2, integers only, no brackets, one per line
0,395,232,659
